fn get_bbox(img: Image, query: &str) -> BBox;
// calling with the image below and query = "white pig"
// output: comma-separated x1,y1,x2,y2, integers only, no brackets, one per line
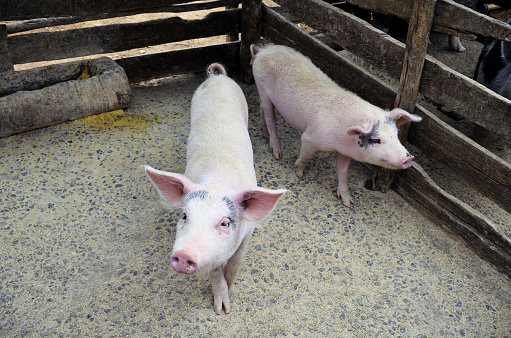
250,44,422,207
144,63,286,314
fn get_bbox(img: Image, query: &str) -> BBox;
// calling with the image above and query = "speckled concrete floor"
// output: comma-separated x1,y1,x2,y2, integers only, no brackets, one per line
1,63,510,336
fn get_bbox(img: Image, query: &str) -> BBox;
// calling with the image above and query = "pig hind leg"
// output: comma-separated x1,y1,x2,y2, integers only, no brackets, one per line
294,132,318,178
258,89,282,159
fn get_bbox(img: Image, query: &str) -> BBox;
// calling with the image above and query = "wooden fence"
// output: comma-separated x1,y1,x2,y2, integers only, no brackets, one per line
1,0,510,277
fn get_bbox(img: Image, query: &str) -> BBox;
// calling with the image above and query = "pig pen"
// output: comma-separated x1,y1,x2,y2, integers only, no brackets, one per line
1,0,511,336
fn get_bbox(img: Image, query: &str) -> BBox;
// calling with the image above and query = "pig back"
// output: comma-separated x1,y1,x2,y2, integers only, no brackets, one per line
252,45,347,133
185,74,256,187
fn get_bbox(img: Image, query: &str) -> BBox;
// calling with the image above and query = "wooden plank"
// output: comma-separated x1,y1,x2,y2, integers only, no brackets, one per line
117,41,241,83
240,0,262,82
369,0,437,194
0,25,13,73
392,163,511,279
273,0,511,137
272,0,405,79
332,0,511,43
9,9,241,64
1,0,202,21
434,0,511,43
5,0,242,34
420,56,511,136
409,105,511,214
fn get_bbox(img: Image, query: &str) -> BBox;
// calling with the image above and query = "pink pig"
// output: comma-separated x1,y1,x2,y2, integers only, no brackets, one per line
251,44,422,207
144,63,286,314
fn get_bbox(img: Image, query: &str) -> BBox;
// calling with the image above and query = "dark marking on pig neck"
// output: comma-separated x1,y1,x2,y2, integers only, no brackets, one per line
222,196,238,229
184,190,208,204
358,120,380,149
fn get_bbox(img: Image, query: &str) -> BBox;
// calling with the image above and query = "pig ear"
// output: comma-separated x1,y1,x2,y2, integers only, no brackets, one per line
234,188,287,222
387,108,422,127
144,165,196,207
347,118,373,135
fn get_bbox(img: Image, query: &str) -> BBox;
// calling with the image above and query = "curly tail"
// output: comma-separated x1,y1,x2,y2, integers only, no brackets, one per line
206,63,227,77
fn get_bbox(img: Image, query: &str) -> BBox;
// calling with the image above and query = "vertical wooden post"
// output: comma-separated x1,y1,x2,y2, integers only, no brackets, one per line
366,0,437,193
226,4,240,42
240,0,262,83
0,25,14,73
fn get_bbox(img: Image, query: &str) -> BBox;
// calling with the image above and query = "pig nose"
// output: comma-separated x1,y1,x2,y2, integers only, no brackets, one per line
401,154,414,169
171,249,198,274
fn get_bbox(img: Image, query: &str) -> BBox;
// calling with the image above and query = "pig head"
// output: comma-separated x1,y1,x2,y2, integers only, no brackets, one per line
144,63,286,314
251,44,421,207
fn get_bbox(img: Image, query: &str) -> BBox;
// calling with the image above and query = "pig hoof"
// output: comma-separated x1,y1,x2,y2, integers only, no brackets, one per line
295,169,304,178
337,192,355,207
272,149,282,160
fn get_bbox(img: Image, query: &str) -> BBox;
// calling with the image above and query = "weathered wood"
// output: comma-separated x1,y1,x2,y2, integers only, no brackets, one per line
240,0,262,82
9,9,241,64
0,25,13,73
420,56,511,136
392,163,511,279
434,0,511,43
0,0,234,21
272,0,405,79
0,57,132,138
117,41,241,83
5,0,242,34
409,105,511,214
273,0,511,137
334,0,511,43
369,0,437,193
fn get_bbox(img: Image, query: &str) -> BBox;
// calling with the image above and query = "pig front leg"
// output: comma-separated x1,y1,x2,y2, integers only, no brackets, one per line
294,133,318,178
210,266,230,314
336,153,355,207
259,91,282,159
224,233,252,288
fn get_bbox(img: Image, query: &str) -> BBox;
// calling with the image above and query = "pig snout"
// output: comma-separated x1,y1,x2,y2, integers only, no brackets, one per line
400,153,415,169
171,249,198,274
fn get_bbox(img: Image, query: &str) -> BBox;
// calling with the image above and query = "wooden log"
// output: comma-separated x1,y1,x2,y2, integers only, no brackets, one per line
240,0,262,82
272,0,511,137
392,163,511,279
9,9,241,65
5,0,242,34
369,0,437,193
117,41,241,83
0,57,132,138
262,5,511,275
0,25,13,73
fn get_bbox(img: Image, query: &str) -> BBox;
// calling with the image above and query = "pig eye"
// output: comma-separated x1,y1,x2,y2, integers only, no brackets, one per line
369,138,381,145
220,219,230,227
182,213,187,221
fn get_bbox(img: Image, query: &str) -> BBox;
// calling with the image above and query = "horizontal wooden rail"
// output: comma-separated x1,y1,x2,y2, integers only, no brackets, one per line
117,41,241,83
262,4,511,277
272,0,511,137
329,0,511,43
8,9,241,64
4,0,241,34
1,0,241,21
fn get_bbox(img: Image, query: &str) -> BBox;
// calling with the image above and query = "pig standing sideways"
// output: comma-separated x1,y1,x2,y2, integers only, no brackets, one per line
144,63,286,314
251,44,422,207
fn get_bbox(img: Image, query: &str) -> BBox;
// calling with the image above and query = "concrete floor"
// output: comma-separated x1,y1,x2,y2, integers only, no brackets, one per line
1,69,510,337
